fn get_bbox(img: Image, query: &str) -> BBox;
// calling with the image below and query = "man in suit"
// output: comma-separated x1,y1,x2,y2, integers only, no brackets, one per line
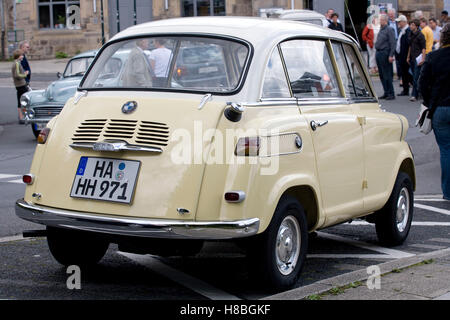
375,14,396,99
395,15,411,96
121,39,153,87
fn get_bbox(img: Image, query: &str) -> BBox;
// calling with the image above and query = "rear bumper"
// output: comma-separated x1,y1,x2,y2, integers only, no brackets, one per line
15,199,260,240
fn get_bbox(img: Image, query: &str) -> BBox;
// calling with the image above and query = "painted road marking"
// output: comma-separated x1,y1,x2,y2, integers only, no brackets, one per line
428,238,450,244
312,232,415,259
348,221,450,227
410,243,447,250
414,203,450,216
0,235,24,243
0,174,20,180
7,179,23,184
118,252,241,300
415,199,447,202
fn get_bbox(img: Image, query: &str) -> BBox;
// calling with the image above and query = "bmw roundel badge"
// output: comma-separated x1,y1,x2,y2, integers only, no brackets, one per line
122,101,137,114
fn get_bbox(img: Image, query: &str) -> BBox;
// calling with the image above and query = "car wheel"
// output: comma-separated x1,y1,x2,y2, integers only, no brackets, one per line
31,124,40,139
47,227,109,266
375,172,414,246
247,195,308,291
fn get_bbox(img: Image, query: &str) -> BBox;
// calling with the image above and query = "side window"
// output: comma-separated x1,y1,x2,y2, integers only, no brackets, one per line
280,40,341,98
262,47,291,99
342,44,373,98
332,42,357,98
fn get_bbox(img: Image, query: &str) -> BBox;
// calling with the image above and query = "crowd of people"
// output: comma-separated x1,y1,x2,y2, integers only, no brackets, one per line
361,9,448,101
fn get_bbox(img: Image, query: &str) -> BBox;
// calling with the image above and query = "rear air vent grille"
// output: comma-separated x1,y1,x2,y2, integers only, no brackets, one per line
71,119,170,150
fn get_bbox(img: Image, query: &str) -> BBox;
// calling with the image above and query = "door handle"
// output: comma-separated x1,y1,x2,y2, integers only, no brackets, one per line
310,120,328,131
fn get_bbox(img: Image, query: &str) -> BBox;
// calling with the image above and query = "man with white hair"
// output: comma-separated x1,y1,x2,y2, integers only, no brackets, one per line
387,8,399,39
375,14,396,100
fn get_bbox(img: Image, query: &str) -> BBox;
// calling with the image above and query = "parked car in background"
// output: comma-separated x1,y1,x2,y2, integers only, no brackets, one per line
21,50,97,138
260,8,329,27
16,17,415,291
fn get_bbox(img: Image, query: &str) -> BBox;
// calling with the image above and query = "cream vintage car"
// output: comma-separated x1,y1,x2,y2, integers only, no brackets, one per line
16,17,415,291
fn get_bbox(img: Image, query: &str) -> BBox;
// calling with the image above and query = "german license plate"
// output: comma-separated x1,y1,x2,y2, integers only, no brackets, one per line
70,157,140,204
34,123,46,130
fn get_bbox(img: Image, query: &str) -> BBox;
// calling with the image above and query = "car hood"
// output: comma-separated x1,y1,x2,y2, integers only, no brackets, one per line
39,77,83,104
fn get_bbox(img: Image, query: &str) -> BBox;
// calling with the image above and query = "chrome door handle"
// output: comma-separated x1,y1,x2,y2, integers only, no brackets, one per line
310,120,328,131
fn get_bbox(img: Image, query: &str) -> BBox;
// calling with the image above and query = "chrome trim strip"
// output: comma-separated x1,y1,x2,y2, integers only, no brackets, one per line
70,141,163,153
15,199,260,239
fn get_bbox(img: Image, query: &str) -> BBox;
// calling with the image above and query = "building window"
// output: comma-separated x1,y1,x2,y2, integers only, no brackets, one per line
182,0,225,16
303,0,313,10
38,0,80,29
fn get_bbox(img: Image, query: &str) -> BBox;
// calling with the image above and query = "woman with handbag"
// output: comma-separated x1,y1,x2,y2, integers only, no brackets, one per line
11,49,29,124
419,24,450,200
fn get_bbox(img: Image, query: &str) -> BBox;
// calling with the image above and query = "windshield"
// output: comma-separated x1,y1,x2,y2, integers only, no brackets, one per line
80,36,250,93
64,57,94,77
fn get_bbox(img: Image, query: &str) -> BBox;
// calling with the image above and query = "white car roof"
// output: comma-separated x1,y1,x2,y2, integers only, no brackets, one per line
110,16,354,46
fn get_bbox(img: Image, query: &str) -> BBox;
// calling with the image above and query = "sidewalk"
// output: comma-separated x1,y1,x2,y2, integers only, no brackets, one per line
263,248,450,300
0,58,69,76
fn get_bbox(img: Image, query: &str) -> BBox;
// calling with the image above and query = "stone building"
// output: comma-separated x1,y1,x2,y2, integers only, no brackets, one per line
0,0,448,60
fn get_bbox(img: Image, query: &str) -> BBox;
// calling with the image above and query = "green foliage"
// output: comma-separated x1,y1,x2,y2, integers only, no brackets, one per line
55,51,68,59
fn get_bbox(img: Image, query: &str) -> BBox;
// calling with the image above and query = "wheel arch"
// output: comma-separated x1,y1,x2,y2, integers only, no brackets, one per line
399,157,416,191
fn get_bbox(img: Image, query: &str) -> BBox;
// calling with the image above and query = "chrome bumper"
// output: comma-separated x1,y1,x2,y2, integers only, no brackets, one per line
15,199,260,240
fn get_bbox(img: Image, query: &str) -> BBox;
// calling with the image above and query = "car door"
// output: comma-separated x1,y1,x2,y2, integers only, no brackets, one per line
333,42,403,211
280,39,365,225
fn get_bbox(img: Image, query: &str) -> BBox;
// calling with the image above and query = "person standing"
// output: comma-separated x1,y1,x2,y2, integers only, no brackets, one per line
11,50,29,123
441,10,449,27
407,19,426,102
388,8,399,39
148,39,172,87
419,24,450,200
328,13,343,32
395,15,411,96
420,18,434,54
375,14,396,100
429,18,442,49
121,39,153,87
19,41,31,85
362,21,376,73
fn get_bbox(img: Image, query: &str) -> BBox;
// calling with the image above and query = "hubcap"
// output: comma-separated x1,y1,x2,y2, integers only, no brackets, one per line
396,187,410,233
276,215,301,276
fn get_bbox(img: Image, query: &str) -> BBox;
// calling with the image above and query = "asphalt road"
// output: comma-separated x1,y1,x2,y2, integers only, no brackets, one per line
0,76,448,300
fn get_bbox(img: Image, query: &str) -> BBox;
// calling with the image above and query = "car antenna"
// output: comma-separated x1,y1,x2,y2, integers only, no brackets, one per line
344,0,361,46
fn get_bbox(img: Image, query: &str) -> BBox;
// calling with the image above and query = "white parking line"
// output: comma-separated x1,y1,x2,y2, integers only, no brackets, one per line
7,179,23,184
414,203,450,216
316,232,415,259
415,198,447,202
348,221,450,227
118,252,241,300
0,235,24,243
0,174,20,180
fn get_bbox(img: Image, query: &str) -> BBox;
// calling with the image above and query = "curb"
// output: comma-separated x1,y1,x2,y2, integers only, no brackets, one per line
262,247,450,300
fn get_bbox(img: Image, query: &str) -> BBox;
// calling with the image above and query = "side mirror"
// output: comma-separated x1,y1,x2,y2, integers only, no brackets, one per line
56,72,62,79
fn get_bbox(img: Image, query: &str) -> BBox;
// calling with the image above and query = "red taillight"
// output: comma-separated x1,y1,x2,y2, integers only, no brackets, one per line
224,191,246,203
37,127,50,144
235,137,260,156
22,174,34,185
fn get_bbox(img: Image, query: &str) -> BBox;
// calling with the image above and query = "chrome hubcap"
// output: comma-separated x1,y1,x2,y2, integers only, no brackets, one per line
396,187,410,233
276,215,300,276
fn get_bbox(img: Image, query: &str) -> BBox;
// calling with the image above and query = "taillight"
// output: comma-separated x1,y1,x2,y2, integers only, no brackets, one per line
235,137,260,156
176,66,187,77
37,127,50,144
22,174,35,185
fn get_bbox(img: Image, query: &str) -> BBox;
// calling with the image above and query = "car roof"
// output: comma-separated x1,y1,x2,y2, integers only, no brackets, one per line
110,16,354,46
71,50,98,59
267,9,327,20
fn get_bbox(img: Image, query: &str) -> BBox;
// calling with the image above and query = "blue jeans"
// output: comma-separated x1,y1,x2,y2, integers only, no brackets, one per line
410,58,421,99
432,107,450,199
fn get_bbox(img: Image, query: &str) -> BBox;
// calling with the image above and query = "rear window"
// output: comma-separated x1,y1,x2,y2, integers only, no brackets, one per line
80,36,250,93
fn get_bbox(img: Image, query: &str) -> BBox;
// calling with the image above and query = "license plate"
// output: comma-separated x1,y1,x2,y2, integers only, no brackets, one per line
34,123,46,130
198,66,218,74
70,157,140,204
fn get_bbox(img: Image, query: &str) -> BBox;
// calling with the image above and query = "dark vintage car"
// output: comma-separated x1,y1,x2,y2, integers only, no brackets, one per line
21,50,97,138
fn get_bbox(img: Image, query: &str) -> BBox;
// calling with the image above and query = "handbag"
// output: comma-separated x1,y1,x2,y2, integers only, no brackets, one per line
415,104,432,134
